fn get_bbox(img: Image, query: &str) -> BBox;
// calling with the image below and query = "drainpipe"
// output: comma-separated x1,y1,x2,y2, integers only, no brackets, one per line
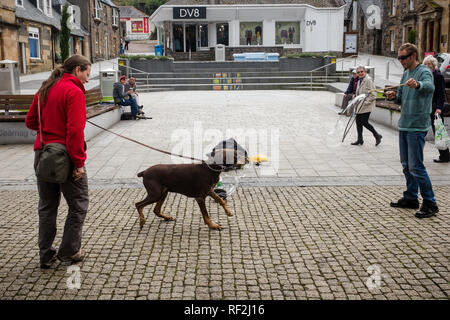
51,28,55,69
88,0,94,63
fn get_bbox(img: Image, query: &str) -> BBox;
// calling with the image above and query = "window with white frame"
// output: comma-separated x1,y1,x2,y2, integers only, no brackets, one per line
391,0,396,16
390,30,395,52
45,0,52,16
409,0,414,11
94,0,102,20
68,5,75,27
29,27,41,59
36,0,43,11
15,0,24,7
112,8,119,27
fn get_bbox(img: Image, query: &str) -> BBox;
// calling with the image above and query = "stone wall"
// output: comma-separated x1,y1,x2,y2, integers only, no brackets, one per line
89,0,121,62
16,20,54,74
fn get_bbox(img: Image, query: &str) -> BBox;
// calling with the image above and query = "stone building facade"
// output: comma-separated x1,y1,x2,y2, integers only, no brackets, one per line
347,0,450,59
0,0,20,62
1,0,91,74
85,0,121,62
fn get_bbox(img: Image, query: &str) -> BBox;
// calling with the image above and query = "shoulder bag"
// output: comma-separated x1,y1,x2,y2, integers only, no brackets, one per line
35,97,71,184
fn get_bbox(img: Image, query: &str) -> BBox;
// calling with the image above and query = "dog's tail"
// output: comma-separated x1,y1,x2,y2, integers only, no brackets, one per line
137,171,145,178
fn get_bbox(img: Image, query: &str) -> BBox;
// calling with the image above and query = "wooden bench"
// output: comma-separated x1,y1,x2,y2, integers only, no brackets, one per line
0,88,119,122
0,94,35,122
375,87,450,117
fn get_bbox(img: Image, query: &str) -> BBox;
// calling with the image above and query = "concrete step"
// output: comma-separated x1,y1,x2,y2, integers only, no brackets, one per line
131,71,337,79
173,61,280,71
137,76,342,86
137,82,330,91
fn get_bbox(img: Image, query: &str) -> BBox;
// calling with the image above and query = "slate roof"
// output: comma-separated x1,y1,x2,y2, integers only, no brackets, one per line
118,6,149,18
165,0,346,7
15,0,89,37
101,0,118,8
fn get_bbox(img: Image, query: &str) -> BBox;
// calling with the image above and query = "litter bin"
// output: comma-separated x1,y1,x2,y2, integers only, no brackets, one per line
215,44,226,62
0,60,20,94
154,44,164,56
100,68,119,99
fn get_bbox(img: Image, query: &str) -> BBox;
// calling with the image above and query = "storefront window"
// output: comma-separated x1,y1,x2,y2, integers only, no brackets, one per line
216,23,229,46
239,22,263,46
275,22,300,45
173,24,184,52
199,24,208,48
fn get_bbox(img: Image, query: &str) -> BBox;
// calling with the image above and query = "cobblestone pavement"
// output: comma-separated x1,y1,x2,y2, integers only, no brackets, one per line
1,90,449,300
0,185,448,300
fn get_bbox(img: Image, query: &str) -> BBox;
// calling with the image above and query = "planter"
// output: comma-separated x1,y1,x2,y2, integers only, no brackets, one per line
128,58,174,73
279,56,336,72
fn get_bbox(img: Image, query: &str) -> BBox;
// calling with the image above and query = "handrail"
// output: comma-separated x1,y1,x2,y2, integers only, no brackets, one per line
308,54,359,90
310,55,358,73
96,58,151,76
96,58,152,89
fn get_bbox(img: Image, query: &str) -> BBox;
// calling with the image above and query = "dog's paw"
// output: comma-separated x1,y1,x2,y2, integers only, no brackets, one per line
208,222,223,230
139,219,146,229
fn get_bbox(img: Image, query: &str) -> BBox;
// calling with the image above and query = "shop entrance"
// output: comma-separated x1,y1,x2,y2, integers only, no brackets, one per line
185,24,196,52
172,23,210,53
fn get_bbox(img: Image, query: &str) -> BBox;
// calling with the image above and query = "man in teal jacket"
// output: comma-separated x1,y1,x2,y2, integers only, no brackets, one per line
386,43,439,219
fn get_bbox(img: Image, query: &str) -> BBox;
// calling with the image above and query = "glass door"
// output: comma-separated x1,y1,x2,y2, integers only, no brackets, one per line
197,24,209,50
185,24,196,52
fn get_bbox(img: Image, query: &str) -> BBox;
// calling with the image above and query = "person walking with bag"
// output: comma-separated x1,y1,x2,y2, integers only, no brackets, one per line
25,54,91,268
423,55,450,163
350,66,382,146
385,43,439,219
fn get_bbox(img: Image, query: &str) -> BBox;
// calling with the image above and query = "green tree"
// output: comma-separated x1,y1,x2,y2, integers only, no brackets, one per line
408,29,417,45
60,3,71,63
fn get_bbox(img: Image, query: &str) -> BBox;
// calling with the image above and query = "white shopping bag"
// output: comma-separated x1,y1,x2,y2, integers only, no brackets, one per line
434,115,450,150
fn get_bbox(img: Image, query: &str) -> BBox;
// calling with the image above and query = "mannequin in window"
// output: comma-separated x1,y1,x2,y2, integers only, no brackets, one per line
255,26,262,45
280,29,288,44
245,30,252,45
288,26,295,44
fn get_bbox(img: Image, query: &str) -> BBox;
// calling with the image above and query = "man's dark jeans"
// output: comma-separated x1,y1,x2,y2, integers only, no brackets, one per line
34,150,89,264
399,131,436,203
119,97,139,118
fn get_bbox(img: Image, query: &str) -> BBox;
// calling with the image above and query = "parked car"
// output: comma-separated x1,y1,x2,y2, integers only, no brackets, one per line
435,53,450,88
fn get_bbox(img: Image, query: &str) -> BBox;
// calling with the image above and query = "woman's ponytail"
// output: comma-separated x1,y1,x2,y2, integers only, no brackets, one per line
37,54,91,104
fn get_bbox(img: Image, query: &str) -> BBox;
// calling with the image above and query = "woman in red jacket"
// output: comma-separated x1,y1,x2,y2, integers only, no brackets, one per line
25,54,91,269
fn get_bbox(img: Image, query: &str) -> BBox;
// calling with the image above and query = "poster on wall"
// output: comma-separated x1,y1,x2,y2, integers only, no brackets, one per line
239,22,263,46
132,21,143,33
275,22,300,45
344,32,358,55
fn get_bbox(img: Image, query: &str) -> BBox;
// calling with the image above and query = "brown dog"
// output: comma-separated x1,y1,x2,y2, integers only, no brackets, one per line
135,149,247,230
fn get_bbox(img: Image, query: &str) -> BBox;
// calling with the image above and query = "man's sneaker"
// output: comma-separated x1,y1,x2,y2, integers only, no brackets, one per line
390,198,419,209
40,252,57,269
57,249,86,263
415,201,439,219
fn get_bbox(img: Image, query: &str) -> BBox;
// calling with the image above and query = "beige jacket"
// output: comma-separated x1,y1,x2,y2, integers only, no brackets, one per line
355,75,377,114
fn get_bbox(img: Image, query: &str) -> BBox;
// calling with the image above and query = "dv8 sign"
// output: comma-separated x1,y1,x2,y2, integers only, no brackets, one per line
173,7,207,19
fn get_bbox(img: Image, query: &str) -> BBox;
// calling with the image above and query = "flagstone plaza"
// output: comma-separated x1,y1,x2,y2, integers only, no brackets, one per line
0,90,449,300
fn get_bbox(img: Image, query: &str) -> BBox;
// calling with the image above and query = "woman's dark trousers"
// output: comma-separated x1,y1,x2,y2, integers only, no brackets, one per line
34,150,89,264
355,112,380,142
